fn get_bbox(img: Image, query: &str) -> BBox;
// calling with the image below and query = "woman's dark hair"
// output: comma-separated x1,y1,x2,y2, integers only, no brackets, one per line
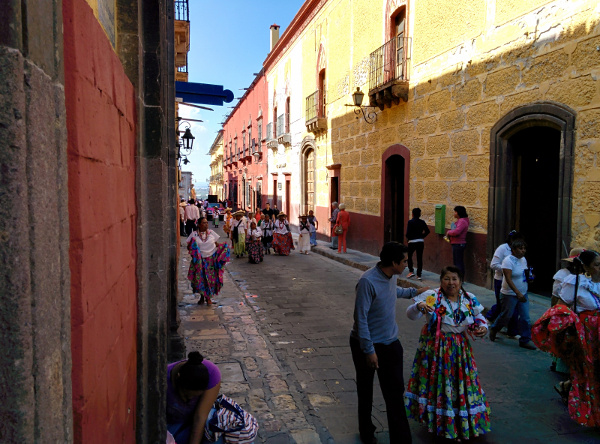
578,250,600,268
198,217,207,225
178,351,209,391
454,206,468,218
511,239,527,250
380,242,408,267
412,208,421,218
505,230,524,245
440,265,464,283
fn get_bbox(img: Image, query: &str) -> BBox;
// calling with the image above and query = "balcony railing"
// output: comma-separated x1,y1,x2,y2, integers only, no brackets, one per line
266,122,274,140
277,114,285,138
174,0,189,21
306,90,319,122
369,36,411,92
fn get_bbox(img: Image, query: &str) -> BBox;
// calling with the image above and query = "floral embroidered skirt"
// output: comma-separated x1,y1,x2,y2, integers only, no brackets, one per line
405,326,491,440
233,232,246,256
246,239,263,264
187,243,230,297
272,232,294,256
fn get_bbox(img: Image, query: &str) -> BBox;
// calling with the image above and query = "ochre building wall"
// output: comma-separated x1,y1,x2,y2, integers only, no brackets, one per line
64,0,137,442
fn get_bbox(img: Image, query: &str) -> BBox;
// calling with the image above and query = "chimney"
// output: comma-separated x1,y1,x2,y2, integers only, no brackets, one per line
270,24,280,52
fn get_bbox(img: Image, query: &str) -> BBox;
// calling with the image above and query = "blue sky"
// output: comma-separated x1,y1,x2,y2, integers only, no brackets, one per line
181,0,305,186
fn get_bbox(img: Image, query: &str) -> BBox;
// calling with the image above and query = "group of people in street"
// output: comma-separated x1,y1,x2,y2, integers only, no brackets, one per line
351,238,600,443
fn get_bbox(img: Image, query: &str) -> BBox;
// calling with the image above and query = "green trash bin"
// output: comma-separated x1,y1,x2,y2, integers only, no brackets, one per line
434,204,446,235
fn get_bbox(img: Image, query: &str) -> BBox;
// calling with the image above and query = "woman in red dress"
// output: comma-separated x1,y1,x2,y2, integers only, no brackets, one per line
335,203,351,254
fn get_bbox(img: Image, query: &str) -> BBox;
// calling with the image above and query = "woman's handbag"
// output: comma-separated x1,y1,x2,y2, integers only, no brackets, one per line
204,394,259,443
334,224,344,235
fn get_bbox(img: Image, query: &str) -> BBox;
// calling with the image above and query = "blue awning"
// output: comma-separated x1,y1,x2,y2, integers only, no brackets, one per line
176,82,234,106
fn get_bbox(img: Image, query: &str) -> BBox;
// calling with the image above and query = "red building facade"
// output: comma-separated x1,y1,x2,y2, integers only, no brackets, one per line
222,71,269,212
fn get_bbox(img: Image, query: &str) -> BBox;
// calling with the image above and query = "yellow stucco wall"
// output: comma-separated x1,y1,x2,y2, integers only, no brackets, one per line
263,0,600,247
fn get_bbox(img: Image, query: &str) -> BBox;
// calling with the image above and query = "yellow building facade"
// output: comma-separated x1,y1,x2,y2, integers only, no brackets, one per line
263,0,600,288
209,131,224,199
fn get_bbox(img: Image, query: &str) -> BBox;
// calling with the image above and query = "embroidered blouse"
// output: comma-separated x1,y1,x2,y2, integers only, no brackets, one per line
299,221,310,235
248,227,262,241
187,229,220,258
407,288,488,333
274,220,290,235
560,274,600,313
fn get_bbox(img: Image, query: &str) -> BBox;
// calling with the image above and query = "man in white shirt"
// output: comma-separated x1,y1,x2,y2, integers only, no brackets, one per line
184,199,200,235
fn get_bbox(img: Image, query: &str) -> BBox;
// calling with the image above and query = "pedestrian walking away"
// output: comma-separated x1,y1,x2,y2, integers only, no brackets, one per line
166,351,221,444
246,221,264,264
405,266,491,441
186,217,230,305
179,199,187,237
272,213,294,255
329,202,339,250
184,198,200,237
335,203,350,254
349,241,430,444
405,207,430,280
488,238,537,350
446,205,469,279
307,209,319,246
532,249,600,427
298,214,311,254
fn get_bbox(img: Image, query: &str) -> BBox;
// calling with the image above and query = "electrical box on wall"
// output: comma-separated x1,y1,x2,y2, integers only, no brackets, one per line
435,204,446,234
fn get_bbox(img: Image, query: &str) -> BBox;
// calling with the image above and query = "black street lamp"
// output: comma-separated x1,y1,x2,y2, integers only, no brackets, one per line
177,120,195,165
347,87,377,124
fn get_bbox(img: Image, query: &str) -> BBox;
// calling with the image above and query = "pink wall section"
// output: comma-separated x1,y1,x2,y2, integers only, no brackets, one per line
63,0,137,442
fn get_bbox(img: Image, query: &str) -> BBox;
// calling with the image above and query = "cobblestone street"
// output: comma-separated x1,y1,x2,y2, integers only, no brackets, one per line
177,228,600,443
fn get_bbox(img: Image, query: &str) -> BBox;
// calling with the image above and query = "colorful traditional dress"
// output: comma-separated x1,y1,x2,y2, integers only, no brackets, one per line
186,230,230,301
532,275,600,427
272,219,294,256
246,227,263,264
230,218,247,257
223,212,232,236
405,288,491,440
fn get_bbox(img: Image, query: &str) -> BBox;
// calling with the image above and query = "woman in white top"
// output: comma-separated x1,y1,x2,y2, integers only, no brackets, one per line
404,266,491,441
229,211,248,258
246,221,263,264
298,215,311,254
272,213,295,256
186,217,230,305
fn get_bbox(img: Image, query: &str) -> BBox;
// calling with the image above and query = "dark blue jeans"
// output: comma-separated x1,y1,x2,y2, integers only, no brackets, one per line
491,293,531,344
350,337,412,443
452,243,466,278
489,279,519,336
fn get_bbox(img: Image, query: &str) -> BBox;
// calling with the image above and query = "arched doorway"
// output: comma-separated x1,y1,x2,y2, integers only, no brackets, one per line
300,138,316,215
382,145,410,244
489,103,575,296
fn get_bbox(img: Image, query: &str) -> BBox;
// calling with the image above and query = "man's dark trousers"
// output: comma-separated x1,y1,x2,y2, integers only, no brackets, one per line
407,242,424,276
350,337,412,443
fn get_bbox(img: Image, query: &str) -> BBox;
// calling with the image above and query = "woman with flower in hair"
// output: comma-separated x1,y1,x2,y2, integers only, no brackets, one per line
167,351,221,444
405,266,491,441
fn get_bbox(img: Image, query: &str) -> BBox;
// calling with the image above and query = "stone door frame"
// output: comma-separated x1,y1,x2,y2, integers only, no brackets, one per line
487,102,575,267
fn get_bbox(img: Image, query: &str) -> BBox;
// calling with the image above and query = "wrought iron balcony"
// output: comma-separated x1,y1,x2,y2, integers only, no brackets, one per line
175,0,189,21
277,114,291,146
368,35,411,109
305,90,327,134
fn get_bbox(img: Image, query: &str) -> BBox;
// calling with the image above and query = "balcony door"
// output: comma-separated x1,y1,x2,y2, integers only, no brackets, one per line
394,9,406,80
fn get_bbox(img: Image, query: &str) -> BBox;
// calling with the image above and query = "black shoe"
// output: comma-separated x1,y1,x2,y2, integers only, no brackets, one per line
198,296,205,305
489,327,497,342
519,341,537,350
360,436,377,444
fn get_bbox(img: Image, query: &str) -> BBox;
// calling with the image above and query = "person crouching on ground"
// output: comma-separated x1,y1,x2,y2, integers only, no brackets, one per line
298,215,311,254
186,217,230,305
230,210,247,258
489,238,537,350
405,266,491,441
167,351,221,444
246,221,264,264
272,213,294,256
350,242,430,443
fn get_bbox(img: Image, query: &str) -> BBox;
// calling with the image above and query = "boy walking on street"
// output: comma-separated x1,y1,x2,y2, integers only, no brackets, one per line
350,242,430,443
405,208,430,280
489,239,537,350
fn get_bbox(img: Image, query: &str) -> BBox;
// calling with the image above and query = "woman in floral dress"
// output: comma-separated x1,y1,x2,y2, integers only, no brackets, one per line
272,213,294,256
405,265,491,441
533,249,600,427
187,217,230,305
246,221,263,264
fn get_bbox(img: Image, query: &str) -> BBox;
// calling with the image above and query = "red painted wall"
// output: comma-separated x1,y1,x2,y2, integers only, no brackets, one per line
63,0,138,442
223,74,268,210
